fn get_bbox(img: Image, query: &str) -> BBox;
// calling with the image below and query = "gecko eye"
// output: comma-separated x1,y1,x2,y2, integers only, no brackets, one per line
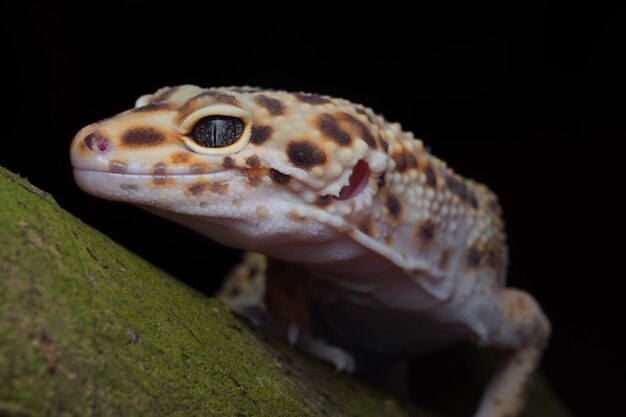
179,104,252,154
189,116,245,148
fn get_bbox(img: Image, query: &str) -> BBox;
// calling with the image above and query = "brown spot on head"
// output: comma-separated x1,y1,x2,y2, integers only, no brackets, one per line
424,164,437,187
339,112,377,149
223,156,236,168
188,181,229,196
416,219,436,248
466,246,482,268
170,151,191,164
188,182,208,196
318,113,351,146
393,153,408,172
405,153,418,169
152,163,170,186
250,125,273,145
109,160,128,174
287,141,327,169
245,155,260,168
210,182,229,194
393,153,417,174
133,103,171,113
385,194,402,221
242,163,264,187
315,195,333,208
122,127,166,147
270,169,291,185
293,92,331,105
254,95,285,116
153,162,167,175
445,174,478,209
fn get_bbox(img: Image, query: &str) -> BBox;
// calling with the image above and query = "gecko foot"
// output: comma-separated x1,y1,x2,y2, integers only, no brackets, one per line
304,338,356,372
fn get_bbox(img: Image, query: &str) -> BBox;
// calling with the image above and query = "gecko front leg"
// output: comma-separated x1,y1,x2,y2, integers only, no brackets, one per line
219,252,355,372
475,289,551,417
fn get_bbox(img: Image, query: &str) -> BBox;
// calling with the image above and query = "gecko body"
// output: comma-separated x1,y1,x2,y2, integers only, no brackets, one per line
70,85,550,417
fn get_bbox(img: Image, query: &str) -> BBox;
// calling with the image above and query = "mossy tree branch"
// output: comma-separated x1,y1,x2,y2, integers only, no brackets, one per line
0,166,572,417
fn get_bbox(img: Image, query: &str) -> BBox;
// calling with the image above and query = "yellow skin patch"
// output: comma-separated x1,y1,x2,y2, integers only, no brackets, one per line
70,85,550,417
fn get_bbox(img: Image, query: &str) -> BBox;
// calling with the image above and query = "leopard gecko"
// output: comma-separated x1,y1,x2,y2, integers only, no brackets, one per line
70,85,550,417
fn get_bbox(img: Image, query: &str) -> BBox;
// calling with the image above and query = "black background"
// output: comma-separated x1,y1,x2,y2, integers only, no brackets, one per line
2,4,621,416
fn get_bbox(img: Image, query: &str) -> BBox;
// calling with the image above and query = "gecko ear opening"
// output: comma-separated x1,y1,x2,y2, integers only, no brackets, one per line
338,160,370,201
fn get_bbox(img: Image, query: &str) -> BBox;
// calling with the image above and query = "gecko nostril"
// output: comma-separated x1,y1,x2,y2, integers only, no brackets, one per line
84,133,110,153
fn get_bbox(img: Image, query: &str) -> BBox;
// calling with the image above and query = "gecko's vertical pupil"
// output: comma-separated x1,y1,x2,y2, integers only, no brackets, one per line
189,116,244,148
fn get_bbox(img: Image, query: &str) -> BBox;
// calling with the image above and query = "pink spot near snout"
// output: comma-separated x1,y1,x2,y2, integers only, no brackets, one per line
96,138,109,152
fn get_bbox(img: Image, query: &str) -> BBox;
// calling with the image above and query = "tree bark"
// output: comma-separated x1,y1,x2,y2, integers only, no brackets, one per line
0,166,573,417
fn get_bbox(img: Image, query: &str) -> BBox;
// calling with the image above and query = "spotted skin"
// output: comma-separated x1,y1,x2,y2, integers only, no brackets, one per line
70,85,550,417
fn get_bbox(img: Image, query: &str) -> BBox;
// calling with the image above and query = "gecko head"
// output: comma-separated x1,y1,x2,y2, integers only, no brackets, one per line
70,85,393,250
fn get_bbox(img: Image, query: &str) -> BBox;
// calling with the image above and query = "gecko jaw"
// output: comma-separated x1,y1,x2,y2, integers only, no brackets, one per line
71,168,240,204
72,168,233,177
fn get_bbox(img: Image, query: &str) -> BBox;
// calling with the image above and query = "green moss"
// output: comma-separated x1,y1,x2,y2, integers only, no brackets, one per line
0,166,421,416
0,166,574,417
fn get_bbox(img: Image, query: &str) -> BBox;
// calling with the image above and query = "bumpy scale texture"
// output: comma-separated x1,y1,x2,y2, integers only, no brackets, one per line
70,85,551,417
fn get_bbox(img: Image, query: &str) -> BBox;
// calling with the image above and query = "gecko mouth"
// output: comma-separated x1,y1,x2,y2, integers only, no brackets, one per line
71,166,233,177
73,159,374,216
72,168,238,198
71,168,237,191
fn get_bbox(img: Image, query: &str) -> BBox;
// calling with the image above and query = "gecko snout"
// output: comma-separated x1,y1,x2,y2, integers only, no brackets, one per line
69,126,116,174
